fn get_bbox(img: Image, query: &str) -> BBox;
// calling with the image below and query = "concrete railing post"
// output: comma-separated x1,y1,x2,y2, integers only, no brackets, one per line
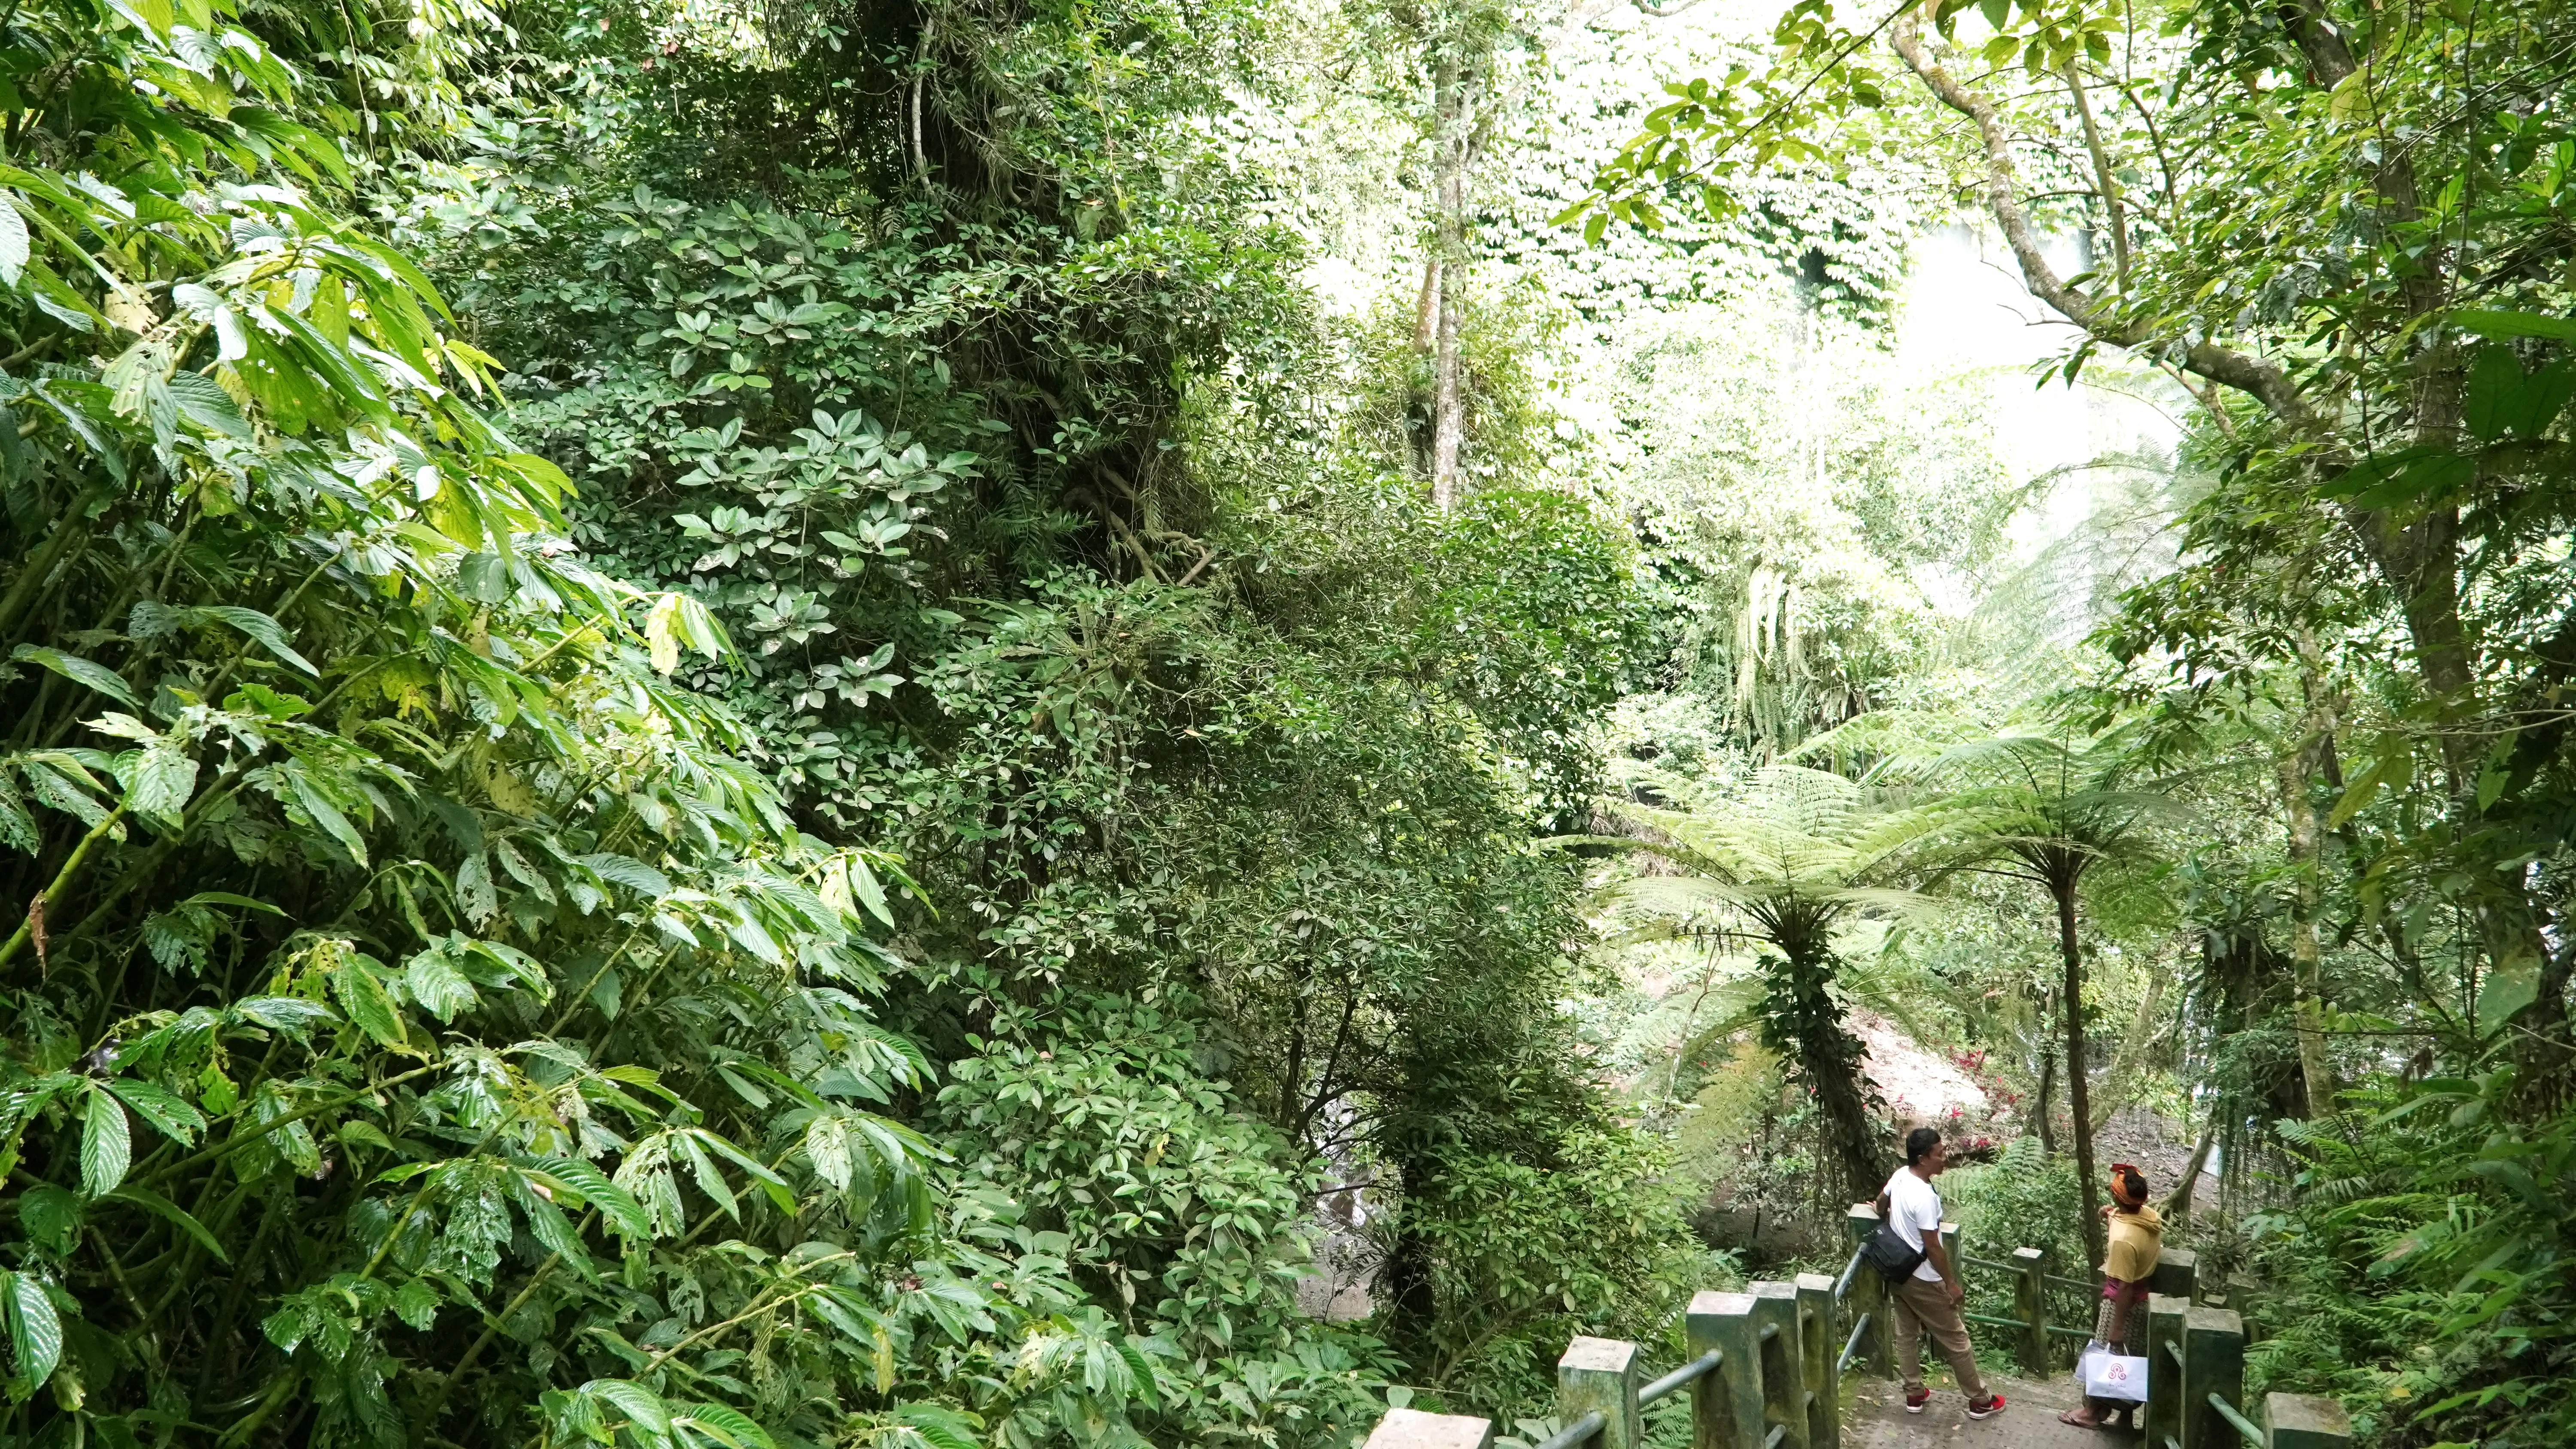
2153,1247,2199,1305
2144,1292,2188,1449
1845,1203,1893,1379
1690,1291,1762,1449
2011,1246,2050,1375
2183,1306,2244,1449
2264,1392,2352,1449
1794,1272,1836,1449
1362,1409,1495,1449
1750,1282,1807,1449
1559,1337,1641,1449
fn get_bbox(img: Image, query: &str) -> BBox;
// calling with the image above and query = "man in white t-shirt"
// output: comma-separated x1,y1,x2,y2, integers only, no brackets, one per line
1879,1126,2003,1419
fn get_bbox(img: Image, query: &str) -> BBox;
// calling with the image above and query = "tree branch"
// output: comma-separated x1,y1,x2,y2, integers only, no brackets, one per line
2062,61,2129,282
1887,9,2319,430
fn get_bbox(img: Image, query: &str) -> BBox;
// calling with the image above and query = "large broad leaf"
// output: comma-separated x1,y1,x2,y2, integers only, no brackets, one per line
673,1402,778,1449
283,764,369,867
891,1404,981,1449
81,1088,131,1197
122,743,199,822
2453,308,2576,343
104,1078,206,1144
804,1115,852,1191
392,1277,440,1331
329,959,408,1048
0,196,27,288
577,852,671,898
2314,446,2477,509
527,1156,654,1238
2464,345,2576,443
2479,952,2542,1035
5,1271,61,1388
583,1380,672,1436
15,1186,79,1255
106,1185,229,1264
233,995,339,1037
11,646,140,711
403,949,480,1022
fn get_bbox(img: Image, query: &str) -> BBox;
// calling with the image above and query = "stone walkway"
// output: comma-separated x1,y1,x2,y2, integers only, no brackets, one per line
1847,1367,2142,1449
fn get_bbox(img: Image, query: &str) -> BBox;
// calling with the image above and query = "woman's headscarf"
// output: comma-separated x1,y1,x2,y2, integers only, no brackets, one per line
2110,1162,2149,1208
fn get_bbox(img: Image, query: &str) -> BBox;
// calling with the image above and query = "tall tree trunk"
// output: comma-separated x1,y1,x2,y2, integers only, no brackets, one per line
2161,1121,2216,1222
2055,877,2105,1270
1412,258,1440,354
2032,987,2057,1155
1428,50,1467,510
2280,634,2337,1116
1381,1174,1439,1346
1772,943,1886,1206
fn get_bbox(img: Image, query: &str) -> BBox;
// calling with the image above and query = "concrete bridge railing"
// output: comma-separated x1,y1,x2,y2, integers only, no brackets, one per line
1356,1203,2351,1449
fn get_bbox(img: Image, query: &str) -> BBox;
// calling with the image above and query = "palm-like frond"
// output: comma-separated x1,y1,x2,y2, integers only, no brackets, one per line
1594,764,1978,939
1822,718,2200,872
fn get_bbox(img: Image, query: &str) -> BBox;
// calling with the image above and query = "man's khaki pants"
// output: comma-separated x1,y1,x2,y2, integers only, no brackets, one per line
1891,1275,1988,1400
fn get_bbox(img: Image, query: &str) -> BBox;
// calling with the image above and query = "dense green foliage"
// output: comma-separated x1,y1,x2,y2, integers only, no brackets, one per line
1574,0,2576,1442
0,0,1728,1444
12,0,2576,1444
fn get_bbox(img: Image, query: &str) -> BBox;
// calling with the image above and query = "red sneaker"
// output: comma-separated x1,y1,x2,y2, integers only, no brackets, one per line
1905,1388,1932,1414
1967,1394,2006,1420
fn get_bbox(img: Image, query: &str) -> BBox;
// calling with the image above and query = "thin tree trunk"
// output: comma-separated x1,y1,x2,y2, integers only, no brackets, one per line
1412,258,1440,354
2033,1001,2057,1155
2281,634,2336,1116
2057,880,2104,1269
2161,1120,2216,1221
1428,50,1467,509
1411,257,1442,479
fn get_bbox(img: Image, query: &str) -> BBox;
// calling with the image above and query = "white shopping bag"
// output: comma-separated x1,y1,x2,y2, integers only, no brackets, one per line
2078,1342,2150,1402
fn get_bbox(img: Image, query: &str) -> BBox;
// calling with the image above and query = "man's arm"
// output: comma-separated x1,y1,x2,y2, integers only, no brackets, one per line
1923,1227,1962,1303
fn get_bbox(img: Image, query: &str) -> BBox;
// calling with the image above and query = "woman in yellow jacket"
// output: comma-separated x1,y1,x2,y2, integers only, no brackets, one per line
2060,1164,2162,1431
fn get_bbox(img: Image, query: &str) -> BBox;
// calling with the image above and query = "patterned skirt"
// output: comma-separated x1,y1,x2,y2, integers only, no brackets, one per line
2093,1280,2136,1350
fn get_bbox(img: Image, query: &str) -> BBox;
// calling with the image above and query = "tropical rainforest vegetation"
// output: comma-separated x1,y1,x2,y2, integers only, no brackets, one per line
0,0,2567,1445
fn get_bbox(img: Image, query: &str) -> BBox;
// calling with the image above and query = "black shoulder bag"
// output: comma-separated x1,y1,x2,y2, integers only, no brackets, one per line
1862,1196,1929,1282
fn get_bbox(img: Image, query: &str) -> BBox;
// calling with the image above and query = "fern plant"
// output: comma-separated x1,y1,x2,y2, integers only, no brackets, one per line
1571,764,1978,1204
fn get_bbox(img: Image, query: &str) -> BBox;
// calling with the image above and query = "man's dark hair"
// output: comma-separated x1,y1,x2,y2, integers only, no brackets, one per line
1905,1127,1943,1165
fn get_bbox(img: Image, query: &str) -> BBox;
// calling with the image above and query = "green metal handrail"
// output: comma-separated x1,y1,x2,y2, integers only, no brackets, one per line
1837,1313,1872,1374
1637,1351,1721,1407
1832,1244,1865,1303
2210,1392,2267,1447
